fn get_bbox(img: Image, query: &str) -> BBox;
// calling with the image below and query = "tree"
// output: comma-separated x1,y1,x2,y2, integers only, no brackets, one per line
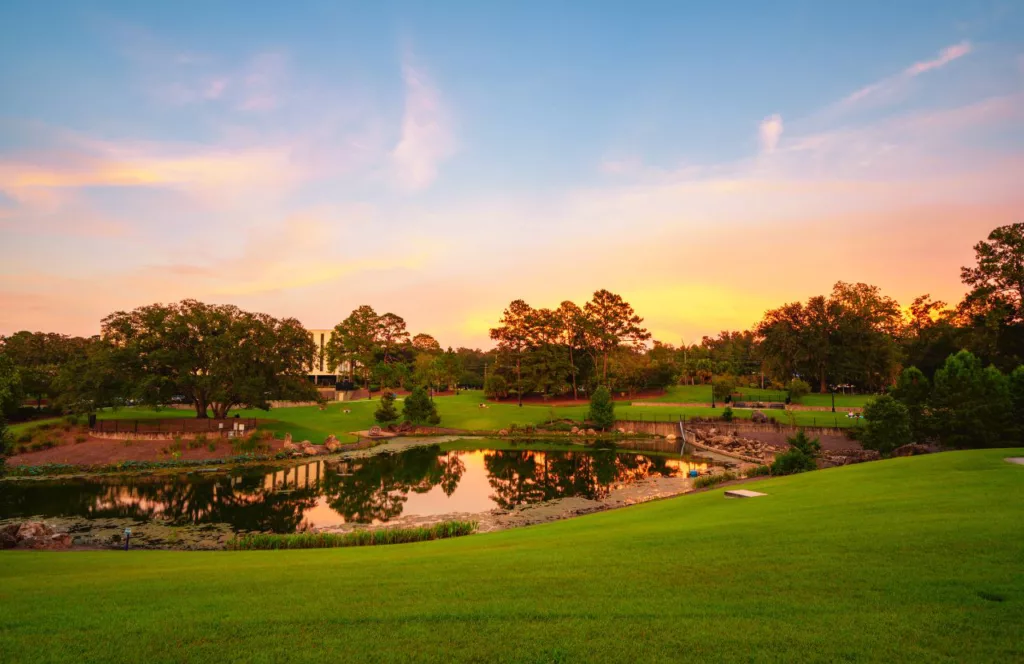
490,300,535,406
861,395,912,454
376,313,410,364
587,385,615,430
484,373,509,400
374,392,400,425
403,386,440,425
1,331,89,409
102,300,318,419
0,352,22,420
52,337,126,415
411,333,442,353
892,367,932,442
771,430,820,475
712,374,737,402
556,301,588,400
931,350,1013,448
1009,366,1024,424
584,290,650,383
786,378,810,401
958,224,1024,368
327,306,381,391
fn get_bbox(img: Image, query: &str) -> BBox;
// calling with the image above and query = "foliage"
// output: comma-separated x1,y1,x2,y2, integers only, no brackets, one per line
225,521,478,550
489,300,535,402
483,373,509,400
374,392,400,425
786,378,810,401
326,306,411,391
745,464,771,477
692,471,737,489
721,406,734,422
402,387,441,425
931,350,1013,448
584,289,651,383
101,300,318,418
861,395,912,455
771,429,820,475
711,374,737,401
0,352,23,419
587,386,615,430
892,366,932,441
0,332,90,408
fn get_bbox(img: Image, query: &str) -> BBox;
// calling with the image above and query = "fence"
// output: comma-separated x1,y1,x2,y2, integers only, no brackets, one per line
91,418,259,436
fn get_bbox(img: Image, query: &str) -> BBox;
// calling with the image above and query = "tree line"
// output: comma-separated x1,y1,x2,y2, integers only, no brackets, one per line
2,223,1024,430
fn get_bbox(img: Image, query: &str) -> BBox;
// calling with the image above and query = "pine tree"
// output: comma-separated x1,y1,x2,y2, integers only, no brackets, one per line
374,392,399,425
587,386,615,430
403,387,441,425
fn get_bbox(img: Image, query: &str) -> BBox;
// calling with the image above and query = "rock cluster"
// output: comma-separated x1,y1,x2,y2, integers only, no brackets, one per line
819,449,881,467
283,438,324,457
751,410,769,424
689,428,783,460
891,443,933,457
0,521,72,550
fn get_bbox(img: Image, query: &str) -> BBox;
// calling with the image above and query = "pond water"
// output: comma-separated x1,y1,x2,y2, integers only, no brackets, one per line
0,444,713,534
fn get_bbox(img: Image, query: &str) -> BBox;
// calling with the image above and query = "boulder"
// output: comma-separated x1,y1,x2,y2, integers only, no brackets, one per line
751,410,768,424
283,440,299,452
571,426,580,434
498,429,509,436
324,434,339,446
283,433,293,444
586,428,597,435
892,443,932,457
666,434,676,441
11,522,72,550
0,523,20,549
324,440,341,453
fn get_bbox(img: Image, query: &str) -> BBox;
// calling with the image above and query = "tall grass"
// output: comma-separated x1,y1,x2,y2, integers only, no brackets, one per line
225,521,478,551
693,472,738,489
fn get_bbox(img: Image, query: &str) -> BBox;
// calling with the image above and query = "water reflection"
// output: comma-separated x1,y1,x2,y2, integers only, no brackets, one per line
0,445,711,533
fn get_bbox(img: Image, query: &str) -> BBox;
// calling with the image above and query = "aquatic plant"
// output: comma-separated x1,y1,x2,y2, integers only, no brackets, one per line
225,521,478,551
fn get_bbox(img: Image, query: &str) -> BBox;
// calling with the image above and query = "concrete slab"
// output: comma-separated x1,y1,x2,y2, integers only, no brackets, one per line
1005,457,1024,465
724,489,768,498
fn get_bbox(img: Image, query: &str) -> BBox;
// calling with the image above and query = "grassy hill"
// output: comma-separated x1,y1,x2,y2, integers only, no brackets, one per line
2,449,1021,662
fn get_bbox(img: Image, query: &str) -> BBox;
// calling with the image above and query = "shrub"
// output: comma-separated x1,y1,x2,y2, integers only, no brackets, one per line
693,472,737,489
587,386,615,430
374,392,400,425
931,350,1014,448
892,366,932,441
74,435,88,444
403,387,441,426
787,378,811,401
721,406,734,422
771,429,820,476
484,373,509,400
745,464,771,477
208,441,217,452
225,521,478,551
712,375,737,402
861,395,912,455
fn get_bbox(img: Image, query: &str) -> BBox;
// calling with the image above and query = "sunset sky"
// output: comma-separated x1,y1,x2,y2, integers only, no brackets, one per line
1,1,1022,347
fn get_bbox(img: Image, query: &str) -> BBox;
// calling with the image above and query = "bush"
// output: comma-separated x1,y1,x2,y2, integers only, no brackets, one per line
587,386,615,430
484,373,509,400
787,378,811,401
721,406,734,422
225,521,478,550
861,395,912,455
693,472,737,489
712,375,737,402
403,387,441,426
745,464,771,477
374,392,400,425
771,429,820,476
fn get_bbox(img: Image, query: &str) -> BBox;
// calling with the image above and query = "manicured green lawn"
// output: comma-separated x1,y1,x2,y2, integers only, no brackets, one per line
2,449,1021,662
646,384,874,409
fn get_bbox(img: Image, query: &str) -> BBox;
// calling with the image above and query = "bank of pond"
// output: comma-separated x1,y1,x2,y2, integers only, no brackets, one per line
0,442,720,549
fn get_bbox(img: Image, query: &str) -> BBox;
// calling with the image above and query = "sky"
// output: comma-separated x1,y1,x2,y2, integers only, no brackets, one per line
1,1,1023,347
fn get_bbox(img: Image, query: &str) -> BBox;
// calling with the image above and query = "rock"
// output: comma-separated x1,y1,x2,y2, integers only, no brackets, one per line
751,410,768,424
283,440,299,452
10,521,72,550
576,430,586,436
283,433,293,444
892,443,932,457
571,426,579,434
324,434,339,446
498,429,509,436
324,440,341,453
586,428,596,435
617,427,626,434
0,523,19,549
666,434,676,441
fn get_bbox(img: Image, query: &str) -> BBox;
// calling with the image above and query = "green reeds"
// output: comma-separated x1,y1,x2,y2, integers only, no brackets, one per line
225,520,478,551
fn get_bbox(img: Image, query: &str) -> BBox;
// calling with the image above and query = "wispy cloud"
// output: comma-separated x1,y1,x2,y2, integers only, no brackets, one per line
904,41,972,76
838,41,974,111
391,55,455,192
759,114,783,153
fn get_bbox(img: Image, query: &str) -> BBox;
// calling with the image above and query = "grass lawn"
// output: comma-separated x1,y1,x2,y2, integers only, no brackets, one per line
646,384,874,409
1,449,1021,662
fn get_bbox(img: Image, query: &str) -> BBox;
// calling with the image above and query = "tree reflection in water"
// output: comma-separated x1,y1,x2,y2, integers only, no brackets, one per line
0,446,696,532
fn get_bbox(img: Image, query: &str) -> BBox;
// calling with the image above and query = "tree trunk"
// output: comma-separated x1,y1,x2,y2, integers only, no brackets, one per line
569,346,578,400
516,354,522,406
819,370,827,394
194,392,208,419
602,352,608,384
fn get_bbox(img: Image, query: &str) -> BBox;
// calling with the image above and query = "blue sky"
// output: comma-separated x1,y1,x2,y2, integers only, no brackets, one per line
1,1,1022,344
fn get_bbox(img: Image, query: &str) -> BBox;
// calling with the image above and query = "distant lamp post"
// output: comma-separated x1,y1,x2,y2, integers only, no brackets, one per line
831,386,836,413
710,372,716,409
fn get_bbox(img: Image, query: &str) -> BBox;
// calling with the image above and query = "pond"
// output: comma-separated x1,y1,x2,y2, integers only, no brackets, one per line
0,443,714,534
